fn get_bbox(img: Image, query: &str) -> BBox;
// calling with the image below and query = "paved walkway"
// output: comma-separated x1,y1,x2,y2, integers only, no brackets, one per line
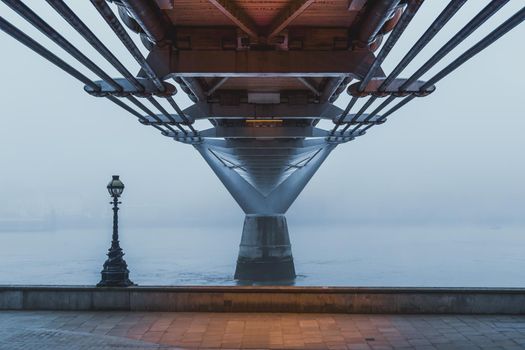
1,311,525,349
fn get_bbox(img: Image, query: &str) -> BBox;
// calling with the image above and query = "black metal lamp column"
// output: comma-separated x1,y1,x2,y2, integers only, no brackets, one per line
97,175,135,287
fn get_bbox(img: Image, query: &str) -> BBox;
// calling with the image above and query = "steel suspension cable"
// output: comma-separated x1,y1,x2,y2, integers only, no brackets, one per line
381,6,525,121
45,0,144,91
0,16,98,91
401,0,510,91
165,96,198,135
357,0,425,93
125,96,178,134
361,0,510,124
0,16,169,135
380,0,467,92
90,0,164,91
344,5,524,139
146,97,188,135
421,7,525,91
90,0,196,135
331,0,424,135
126,96,166,122
48,0,194,135
346,0,468,130
106,96,167,134
2,0,122,91
339,97,376,134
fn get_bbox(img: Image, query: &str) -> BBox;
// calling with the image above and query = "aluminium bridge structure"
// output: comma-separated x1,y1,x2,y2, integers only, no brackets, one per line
1,0,523,281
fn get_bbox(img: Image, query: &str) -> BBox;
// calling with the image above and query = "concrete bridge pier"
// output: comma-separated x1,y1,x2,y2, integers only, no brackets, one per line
196,140,336,281
235,214,295,281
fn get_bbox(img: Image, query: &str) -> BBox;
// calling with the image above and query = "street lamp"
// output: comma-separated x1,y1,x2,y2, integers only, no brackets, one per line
97,175,135,287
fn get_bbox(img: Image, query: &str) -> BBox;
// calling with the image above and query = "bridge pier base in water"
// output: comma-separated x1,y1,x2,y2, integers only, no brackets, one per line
234,214,295,281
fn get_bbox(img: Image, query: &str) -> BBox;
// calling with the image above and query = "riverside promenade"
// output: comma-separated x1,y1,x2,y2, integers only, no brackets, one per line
1,311,525,349
2,286,525,349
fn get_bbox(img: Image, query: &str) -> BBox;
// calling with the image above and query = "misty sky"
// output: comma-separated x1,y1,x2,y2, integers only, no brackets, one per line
0,1,523,228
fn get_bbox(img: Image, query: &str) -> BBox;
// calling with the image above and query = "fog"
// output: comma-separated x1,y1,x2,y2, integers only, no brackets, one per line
0,1,524,229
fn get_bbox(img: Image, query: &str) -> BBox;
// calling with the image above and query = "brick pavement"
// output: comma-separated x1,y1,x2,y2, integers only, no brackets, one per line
1,311,525,349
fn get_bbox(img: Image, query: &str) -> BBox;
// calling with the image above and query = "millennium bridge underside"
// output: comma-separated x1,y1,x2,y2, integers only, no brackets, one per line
1,0,523,280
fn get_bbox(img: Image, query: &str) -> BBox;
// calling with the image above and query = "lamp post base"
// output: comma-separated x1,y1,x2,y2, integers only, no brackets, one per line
97,246,135,287
97,271,134,287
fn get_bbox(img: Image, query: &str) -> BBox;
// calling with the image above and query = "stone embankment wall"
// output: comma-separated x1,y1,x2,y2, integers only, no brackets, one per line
1,286,524,314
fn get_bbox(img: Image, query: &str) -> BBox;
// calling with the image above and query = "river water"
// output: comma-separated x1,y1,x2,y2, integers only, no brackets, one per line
0,224,523,287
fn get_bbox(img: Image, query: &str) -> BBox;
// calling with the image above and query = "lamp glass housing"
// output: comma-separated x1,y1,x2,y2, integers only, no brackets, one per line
107,175,125,197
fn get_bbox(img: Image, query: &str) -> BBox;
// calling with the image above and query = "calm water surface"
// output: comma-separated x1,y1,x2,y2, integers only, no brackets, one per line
0,224,523,286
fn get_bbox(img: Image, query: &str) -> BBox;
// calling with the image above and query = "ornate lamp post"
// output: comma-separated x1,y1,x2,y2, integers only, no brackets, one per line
97,175,135,287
